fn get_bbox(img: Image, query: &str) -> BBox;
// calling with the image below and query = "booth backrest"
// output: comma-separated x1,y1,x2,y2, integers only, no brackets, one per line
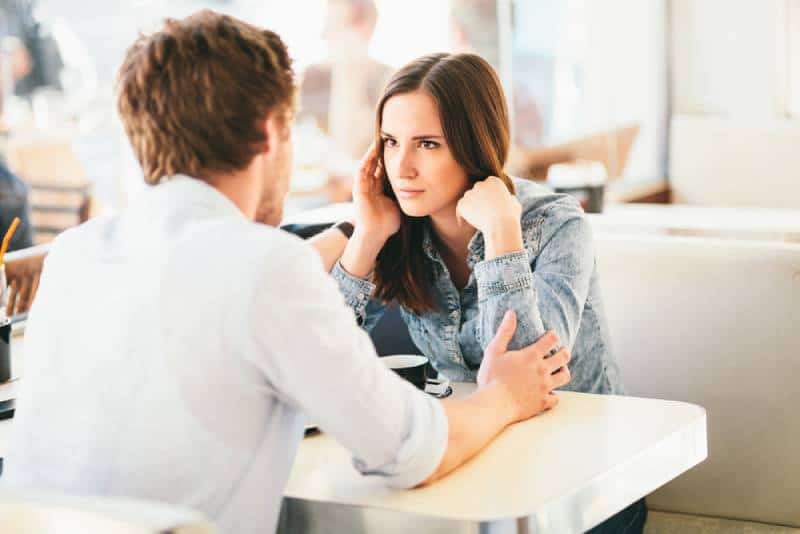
595,233,800,526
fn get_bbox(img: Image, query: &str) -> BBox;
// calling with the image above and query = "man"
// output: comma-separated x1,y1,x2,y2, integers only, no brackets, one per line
1,11,570,533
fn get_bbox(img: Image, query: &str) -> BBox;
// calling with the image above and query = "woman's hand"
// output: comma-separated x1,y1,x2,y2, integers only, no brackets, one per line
456,176,523,259
353,143,401,245
340,143,401,278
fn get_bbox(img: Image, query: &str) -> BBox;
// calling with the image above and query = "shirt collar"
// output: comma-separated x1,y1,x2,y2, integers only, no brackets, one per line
157,174,249,222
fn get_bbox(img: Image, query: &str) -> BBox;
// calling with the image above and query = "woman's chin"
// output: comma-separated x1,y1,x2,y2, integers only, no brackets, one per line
398,201,430,218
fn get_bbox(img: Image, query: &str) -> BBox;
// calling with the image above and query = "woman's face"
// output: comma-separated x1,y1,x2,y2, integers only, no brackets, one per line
380,90,470,218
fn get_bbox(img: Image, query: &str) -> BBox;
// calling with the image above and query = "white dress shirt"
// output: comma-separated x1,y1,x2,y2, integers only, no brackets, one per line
1,176,447,533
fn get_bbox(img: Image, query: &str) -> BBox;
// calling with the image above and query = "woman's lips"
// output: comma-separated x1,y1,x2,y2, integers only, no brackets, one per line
395,189,425,199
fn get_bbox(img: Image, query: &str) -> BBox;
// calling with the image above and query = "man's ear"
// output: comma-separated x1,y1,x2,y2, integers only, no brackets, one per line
263,110,291,153
260,115,273,155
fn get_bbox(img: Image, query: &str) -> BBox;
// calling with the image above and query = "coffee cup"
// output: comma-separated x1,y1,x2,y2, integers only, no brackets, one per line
0,317,11,383
381,354,428,390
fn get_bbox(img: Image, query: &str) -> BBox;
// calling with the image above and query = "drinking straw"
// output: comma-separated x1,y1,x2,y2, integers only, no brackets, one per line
0,217,21,266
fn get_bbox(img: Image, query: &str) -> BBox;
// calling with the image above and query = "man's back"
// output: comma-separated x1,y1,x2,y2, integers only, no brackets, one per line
2,177,314,531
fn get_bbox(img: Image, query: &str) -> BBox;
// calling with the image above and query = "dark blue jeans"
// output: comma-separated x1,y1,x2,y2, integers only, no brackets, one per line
587,499,647,533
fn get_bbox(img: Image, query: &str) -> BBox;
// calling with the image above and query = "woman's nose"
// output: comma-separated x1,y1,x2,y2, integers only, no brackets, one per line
394,146,417,179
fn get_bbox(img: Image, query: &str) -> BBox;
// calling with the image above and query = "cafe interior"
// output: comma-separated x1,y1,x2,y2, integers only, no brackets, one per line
0,0,797,532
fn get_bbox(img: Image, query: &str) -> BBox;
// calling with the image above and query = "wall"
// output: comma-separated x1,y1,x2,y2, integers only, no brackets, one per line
669,0,800,208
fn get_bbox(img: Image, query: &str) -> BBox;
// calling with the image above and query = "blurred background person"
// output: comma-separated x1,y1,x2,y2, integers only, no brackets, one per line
0,0,46,251
0,161,32,251
298,0,392,203
450,0,544,150
0,0,62,98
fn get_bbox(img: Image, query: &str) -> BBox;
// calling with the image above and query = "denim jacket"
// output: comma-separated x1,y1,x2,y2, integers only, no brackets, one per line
332,178,624,394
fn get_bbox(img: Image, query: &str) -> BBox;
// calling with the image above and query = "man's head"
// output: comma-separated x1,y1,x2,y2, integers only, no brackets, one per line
117,10,295,224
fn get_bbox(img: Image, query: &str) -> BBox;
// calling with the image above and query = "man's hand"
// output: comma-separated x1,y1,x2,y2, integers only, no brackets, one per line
422,310,571,486
477,311,571,423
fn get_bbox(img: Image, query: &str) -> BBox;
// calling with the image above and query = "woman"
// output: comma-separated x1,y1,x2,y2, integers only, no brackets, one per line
325,52,646,533
332,52,623,395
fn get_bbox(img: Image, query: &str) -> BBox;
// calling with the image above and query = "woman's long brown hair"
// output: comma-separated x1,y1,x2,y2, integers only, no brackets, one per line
373,53,514,314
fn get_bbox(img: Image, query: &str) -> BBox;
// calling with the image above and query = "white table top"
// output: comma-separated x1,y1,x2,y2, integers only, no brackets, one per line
285,383,707,529
1,334,707,531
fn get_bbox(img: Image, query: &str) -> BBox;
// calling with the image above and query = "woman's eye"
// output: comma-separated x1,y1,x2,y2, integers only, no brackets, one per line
420,140,439,149
382,137,397,148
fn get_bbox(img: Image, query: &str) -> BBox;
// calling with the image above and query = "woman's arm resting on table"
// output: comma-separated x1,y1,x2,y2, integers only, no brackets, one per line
475,209,595,353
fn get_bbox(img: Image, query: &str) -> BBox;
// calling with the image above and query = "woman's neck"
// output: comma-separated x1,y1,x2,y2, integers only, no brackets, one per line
429,206,476,261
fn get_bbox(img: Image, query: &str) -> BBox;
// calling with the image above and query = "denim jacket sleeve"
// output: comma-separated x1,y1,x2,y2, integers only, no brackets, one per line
473,206,595,352
330,261,387,331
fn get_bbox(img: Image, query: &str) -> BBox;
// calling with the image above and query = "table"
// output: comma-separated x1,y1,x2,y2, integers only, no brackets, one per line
1,335,707,533
278,383,707,534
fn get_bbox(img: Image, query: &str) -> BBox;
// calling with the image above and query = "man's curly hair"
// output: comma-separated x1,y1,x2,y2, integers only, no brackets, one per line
117,10,295,184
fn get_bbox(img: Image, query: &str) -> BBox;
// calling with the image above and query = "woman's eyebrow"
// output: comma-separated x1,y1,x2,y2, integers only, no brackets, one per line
380,131,443,140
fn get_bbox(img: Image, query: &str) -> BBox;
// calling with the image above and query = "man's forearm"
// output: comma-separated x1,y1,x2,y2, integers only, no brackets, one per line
308,227,349,272
419,382,516,486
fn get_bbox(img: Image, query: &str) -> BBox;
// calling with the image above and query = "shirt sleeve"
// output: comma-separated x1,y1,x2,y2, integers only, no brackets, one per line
245,240,447,488
473,209,595,353
330,260,386,331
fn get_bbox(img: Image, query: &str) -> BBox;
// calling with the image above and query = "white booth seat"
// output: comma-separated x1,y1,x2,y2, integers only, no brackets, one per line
595,233,800,530
0,490,216,533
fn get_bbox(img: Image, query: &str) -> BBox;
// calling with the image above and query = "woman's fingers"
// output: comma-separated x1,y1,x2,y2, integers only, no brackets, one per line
355,143,376,195
360,150,387,197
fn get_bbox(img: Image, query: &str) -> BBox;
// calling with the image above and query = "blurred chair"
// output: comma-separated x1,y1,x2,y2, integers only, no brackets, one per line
26,180,91,244
6,136,92,244
0,490,216,533
3,244,49,317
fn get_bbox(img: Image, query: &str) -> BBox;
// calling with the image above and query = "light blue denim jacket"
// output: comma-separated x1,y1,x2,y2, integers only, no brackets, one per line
332,178,624,394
